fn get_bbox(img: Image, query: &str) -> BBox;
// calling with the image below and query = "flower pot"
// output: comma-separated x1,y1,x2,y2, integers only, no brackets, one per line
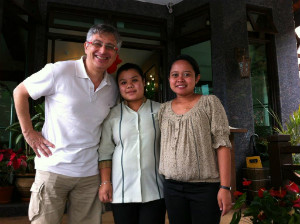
0,185,14,204
243,167,270,180
15,173,35,202
243,167,271,201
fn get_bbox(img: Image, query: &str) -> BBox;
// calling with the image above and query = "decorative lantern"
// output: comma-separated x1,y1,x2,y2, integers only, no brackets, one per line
235,48,251,78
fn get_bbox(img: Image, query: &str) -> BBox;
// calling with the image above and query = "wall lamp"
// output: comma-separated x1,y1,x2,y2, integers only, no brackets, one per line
235,48,251,78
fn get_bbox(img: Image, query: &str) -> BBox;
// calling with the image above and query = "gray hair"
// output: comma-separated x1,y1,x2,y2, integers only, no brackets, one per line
86,24,122,50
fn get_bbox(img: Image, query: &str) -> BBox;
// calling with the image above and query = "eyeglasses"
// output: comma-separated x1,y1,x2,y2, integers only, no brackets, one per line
86,40,118,52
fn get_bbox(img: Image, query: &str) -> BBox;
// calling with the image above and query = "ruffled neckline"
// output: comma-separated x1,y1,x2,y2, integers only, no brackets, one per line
167,95,205,118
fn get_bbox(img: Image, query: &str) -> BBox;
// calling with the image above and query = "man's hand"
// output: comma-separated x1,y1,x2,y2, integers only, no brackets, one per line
217,188,232,216
99,183,113,203
24,130,55,157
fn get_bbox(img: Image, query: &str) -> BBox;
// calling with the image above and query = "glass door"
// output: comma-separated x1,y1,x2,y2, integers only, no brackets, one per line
181,41,212,95
175,4,212,94
47,4,166,102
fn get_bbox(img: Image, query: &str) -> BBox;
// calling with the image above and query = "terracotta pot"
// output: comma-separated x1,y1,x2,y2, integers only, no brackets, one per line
15,173,35,202
0,185,14,204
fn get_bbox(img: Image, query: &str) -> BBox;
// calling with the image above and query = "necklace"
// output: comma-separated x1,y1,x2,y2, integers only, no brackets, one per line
184,105,192,110
174,94,200,112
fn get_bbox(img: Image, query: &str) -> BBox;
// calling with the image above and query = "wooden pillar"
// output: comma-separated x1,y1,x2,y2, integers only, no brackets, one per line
268,134,292,188
230,128,247,200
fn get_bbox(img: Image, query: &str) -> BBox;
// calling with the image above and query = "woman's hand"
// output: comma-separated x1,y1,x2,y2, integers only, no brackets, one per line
217,188,232,216
99,183,113,203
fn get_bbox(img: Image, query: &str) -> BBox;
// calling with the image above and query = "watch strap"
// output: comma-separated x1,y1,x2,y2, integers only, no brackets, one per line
220,185,231,191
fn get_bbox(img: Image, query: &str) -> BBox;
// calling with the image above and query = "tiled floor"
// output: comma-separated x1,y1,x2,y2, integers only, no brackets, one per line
0,209,252,224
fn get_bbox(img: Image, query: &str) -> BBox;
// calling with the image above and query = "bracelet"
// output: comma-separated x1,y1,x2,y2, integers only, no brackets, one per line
220,185,231,191
99,181,112,187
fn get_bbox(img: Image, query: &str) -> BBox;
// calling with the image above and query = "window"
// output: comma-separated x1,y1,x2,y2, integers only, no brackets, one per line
250,43,272,137
247,5,279,138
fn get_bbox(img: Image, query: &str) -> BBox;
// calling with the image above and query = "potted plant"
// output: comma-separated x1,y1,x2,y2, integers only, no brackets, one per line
231,181,300,224
260,102,300,166
0,148,27,203
5,102,45,201
6,102,45,160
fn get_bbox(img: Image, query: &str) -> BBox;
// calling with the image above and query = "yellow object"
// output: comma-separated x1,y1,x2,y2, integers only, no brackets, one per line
246,156,263,168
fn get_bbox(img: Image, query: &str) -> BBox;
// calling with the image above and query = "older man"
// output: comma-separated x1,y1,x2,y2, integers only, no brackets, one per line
13,24,121,224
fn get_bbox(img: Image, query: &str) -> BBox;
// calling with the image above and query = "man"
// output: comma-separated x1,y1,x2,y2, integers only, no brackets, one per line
13,24,121,224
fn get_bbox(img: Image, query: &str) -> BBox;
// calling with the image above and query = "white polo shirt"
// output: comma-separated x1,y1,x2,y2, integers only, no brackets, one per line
24,56,118,177
99,100,164,203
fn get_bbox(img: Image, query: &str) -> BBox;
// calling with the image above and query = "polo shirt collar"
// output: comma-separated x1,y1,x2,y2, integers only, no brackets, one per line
76,56,112,86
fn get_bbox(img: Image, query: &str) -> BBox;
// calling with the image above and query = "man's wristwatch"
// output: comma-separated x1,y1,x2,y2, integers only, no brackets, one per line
220,185,231,191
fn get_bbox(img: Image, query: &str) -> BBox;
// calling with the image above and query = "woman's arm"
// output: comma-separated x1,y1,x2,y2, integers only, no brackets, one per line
99,163,113,203
217,146,232,216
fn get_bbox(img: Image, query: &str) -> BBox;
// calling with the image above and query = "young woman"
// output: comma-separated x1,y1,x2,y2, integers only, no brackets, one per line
98,63,165,224
159,55,232,224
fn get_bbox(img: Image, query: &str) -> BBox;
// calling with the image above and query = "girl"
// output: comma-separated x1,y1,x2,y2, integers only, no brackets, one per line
159,54,232,224
98,63,165,224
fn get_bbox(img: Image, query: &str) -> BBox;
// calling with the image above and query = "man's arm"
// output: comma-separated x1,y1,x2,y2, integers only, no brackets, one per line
13,82,55,157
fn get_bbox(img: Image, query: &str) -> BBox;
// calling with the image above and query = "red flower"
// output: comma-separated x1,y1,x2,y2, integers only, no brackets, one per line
257,211,266,220
11,155,27,170
107,54,122,74
286,181,300,193
270,188,286,198
258,188,266,198
293,197,300,208
234,191,243,197
242,178,252,186
2,148,27,171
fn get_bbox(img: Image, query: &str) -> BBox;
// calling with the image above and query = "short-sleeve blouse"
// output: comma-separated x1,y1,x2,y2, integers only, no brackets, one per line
158,95,231,182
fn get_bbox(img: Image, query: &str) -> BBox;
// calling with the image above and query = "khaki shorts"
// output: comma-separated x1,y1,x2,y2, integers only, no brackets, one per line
29,170,101,224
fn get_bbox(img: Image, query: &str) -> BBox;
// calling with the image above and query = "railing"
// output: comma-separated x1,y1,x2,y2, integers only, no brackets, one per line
268,134,300,188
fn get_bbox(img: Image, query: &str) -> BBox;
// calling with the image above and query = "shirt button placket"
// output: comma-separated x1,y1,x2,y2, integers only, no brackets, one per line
89,82,94,102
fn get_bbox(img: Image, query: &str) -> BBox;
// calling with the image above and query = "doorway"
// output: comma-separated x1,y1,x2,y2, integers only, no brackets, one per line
47,3,167,102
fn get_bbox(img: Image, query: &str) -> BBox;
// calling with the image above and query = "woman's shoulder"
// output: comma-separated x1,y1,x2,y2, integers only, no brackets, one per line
148,99,161,107
199,95,223,106
201,94,219,101
158,101,172,115
160,100,171,109
107,103,123,117
145,99,161,113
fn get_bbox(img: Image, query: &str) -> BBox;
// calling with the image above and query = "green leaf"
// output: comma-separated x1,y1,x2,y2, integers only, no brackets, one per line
31,113,42,121
230,210,242,224
7,128,21,133
34,121,44,131
34,102,45,115
15,133,24,145
232,193,247,209
5,122,21,131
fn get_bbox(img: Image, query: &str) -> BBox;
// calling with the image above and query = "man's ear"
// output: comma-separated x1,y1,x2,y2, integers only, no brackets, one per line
84,42,88,53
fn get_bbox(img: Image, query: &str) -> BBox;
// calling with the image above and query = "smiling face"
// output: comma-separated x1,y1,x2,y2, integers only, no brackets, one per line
118,69,145,102
84,32,118,73
169,59,200,97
